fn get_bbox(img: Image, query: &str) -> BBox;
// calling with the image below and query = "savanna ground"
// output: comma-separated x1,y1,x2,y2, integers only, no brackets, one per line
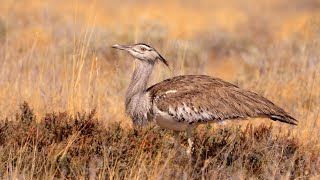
0,0,319,179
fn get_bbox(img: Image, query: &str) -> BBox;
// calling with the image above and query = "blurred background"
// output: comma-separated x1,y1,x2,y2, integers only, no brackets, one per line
0,0,319,140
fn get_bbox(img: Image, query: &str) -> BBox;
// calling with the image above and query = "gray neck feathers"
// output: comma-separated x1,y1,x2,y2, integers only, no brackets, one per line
125,60,154,125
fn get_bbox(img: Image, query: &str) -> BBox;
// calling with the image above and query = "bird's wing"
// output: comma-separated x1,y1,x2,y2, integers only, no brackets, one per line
147,75,297,125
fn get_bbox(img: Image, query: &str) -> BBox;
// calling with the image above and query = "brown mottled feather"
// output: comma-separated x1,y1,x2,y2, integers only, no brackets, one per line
147,75,297,125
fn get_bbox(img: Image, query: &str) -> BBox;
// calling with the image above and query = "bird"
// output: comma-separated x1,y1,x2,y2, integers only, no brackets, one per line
112,43,297,155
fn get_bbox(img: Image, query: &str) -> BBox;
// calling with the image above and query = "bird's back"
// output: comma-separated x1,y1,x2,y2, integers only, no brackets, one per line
147,75,297,125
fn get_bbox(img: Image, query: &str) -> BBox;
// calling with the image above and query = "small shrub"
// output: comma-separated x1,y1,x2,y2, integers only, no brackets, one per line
0,103,319,179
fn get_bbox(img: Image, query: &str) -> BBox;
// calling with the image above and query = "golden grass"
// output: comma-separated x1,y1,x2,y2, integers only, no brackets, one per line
0,0,320,178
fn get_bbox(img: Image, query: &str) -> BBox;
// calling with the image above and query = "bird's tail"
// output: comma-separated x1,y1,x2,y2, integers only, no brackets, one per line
268,114,298,125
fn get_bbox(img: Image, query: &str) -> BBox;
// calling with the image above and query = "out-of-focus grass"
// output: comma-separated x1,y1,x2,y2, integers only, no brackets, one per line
0,0,320,178
1,0,319,134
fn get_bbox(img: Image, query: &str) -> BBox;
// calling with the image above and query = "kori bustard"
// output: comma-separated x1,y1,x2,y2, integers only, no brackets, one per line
112,43,297,154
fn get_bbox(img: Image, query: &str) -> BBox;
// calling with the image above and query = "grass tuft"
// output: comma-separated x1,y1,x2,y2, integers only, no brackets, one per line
0,103,319,179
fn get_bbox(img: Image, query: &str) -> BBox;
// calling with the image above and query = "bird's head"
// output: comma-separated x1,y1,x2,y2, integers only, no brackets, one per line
112,43,169,67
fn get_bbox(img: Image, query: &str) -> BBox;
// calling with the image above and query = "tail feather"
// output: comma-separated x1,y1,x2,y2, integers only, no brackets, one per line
269,114,298,125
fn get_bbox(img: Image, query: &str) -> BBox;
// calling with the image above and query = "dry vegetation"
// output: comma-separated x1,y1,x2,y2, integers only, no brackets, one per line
0,0,320,179
0,102,319,179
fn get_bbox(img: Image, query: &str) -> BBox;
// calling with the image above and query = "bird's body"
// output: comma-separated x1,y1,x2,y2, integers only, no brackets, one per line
112,43,297,155
147,75,297,131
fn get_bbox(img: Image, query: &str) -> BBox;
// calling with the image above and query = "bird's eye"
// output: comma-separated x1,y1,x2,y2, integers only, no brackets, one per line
140,47,146,51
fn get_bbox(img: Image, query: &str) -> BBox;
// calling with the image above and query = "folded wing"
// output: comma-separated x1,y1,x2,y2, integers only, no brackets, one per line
147,75,297,125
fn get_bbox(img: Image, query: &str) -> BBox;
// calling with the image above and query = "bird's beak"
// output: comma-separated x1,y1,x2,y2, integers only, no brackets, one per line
112,44,130,51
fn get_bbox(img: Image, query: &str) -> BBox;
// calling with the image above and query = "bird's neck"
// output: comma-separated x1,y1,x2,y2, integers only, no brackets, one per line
125,60,154,106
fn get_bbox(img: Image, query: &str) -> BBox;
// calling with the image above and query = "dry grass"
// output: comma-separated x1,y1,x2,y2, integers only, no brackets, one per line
0,102,319,179
0,0,320,179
